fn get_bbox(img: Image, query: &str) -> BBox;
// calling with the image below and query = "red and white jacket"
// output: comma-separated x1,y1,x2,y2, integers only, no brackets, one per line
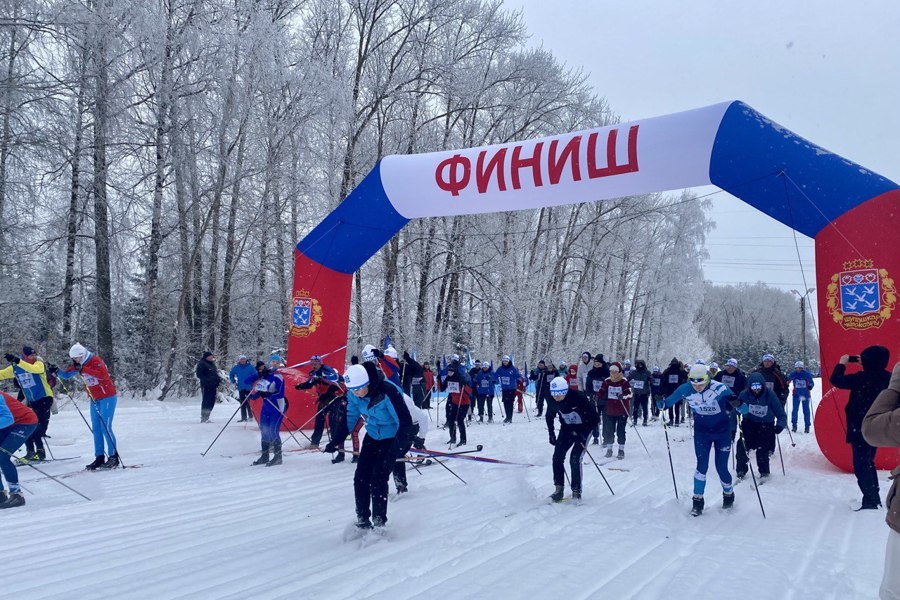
60,352,117,400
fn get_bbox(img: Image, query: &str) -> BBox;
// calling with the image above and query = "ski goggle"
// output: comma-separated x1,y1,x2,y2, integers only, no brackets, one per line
750,382,763,391
689,377,707,384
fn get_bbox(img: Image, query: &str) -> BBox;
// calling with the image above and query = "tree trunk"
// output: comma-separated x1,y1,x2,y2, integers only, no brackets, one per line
218,128,245,358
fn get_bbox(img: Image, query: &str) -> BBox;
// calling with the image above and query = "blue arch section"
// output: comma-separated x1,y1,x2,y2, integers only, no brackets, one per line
709,101,898,238
297,162,409,274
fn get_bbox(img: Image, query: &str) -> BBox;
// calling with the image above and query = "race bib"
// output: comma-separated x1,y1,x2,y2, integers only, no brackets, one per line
632,380,645,390
794,380,807,389
607,387,622,400
668,375,679,384
560,411,583,425
83,374,99,386
592,380,602,392
254,380,270,392
15,372,37,389
688,395,722,416
447,382,460,394
479,380,490,390
500,377,510,386
765,381,774,391
721,375,736,388
412,377,423,386
651,378,661,387
749,404,769,418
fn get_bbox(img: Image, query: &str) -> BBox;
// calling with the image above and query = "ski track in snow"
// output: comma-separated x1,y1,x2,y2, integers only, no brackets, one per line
2,384,891,599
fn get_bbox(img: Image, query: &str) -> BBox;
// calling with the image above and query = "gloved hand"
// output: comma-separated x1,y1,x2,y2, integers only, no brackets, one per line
294,383,303,390
4,353,18,364
413,436,426,450
728,396,742,409
736,403,749,416
323,442,337,454
548,431,557,446
655,399,665,410
774,424,784,435
48,364,58,375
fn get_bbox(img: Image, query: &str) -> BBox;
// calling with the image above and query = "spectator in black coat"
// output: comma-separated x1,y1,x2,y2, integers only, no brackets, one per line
830,345,892,510
196,351,221,423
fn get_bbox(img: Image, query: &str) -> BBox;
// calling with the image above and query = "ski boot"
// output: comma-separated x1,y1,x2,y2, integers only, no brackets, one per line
85,456,105,471
457,441,466,448
0,490,6,504
791,425,797,433
35,448,46,461
605,447,613,459
736,471,747,481
690,495,705,517
332,453,345,464
351,455,359,464
723,491,735,509
372,516,387,528
0,492,25,509
549,485,565,503
306,442,320,450
617,448,625,460
758,473,770,484
396,484,408,494
266,441,283,466
571,488,582,501
592,437,599,445
99,453,120,470
479,416,484,423
804,426,810,434
356,516,373,529
252,442,270,466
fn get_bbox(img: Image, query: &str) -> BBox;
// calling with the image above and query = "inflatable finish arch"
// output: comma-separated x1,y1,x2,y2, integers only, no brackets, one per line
283,100,899,473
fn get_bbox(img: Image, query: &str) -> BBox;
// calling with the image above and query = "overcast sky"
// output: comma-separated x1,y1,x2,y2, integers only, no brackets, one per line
507,0,900,319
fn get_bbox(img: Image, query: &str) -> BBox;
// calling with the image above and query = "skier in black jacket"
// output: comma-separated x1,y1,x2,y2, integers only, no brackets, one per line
196,351,221,423
830,345,892,510
530,360,557,417
547,376,599,502
585,355,609,444
661,358,686,426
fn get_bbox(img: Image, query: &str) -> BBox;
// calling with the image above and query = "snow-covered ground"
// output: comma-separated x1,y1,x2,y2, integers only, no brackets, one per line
4,383,892,599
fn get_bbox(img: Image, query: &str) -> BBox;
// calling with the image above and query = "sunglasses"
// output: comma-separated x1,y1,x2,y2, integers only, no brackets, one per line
689,377,706,384
750,384,763,390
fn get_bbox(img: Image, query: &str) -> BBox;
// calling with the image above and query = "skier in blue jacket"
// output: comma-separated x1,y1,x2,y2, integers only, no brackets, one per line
658,363,741,516
786,361,815,433
229,355,257,422
495,356,521,424
473,362,497,422
735,372,787,481
326,362,412,529
248,361,286,466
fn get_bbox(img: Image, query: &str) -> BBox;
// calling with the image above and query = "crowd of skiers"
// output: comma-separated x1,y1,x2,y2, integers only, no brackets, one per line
0,343,120,510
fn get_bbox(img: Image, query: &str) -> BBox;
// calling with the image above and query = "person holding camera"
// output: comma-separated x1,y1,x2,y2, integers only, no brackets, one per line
862,361,900,599
830,345,891,511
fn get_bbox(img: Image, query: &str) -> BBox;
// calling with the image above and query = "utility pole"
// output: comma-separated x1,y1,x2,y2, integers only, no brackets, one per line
791,288,815,364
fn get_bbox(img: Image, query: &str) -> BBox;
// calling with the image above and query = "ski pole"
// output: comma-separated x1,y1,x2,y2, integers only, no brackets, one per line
737,415,767,519
262,396,312,449
393,447,467,486
56,379,93,435
0,446,91,501
660,409,679,500
44,438,55,460
619,397,651,458
784,415,796,447
776,431,786,476
581,442,614,496
201,401,244,457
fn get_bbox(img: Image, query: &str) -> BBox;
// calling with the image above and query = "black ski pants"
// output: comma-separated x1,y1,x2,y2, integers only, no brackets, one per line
501,389,516,422
200,386,217,422
631,395,649,424
850,441,880,506
25,396,53,452
736,420,775,476
447,403,467,444
354,435,397,523
553,430,588,490
391,425,419,490
237,389,253,421
476,394,494,419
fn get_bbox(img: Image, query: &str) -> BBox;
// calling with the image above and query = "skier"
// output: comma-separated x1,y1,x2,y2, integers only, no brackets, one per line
248,360,286,466
530,360,556,417
295,354,343,450
657,364,740,516
0,346,55,461
708,362,720,380
735,373,787,482
830,346,891,510
0,390,37,508
495,356,521,424
392,394,429,494
627,359,652,427
401,351,426,408
326,363,412,529
585,355,608,444
714,358,748,395
58,344,121,470
440,362,469,446
228,355,257,423
786,361,815,433
547,376,599,502
469,359,482,386
662,358,686,426
422,361,435,409
599,363,632,459
754,353,789,408
564,363,579,390
576,352,592,392
650,366,664,422
622,359,633,379
196,351,221,423
473,361,497,422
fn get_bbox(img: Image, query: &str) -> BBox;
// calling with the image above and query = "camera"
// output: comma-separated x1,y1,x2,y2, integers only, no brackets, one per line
848,355,860,363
